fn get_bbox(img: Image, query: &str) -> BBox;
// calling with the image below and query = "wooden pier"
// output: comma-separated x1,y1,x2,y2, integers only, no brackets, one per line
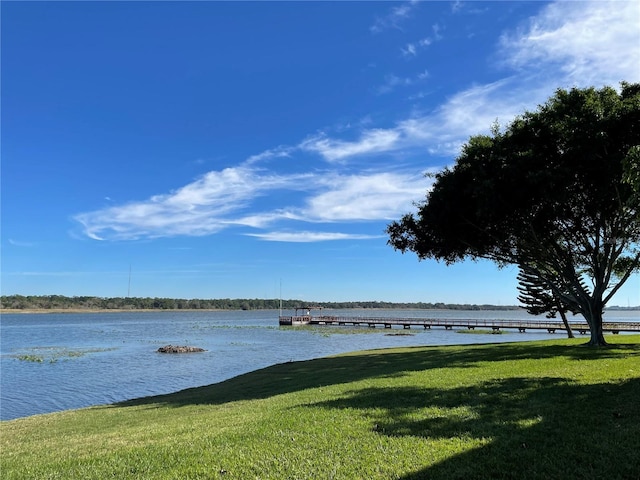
278,314,640,334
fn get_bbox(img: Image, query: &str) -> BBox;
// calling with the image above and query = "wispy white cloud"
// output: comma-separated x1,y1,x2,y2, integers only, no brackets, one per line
419,37,432,47
245,145,293,165
370,0,419,33
234,172,433,228
452,2,487,16
302,172,431,222
375,74,414,95
74,167,311,240
432,23,443,41
401,36,433,58
401,43,417,57
300,129,402,162
398,77,537,154
246,231,383,243
374,69,430,95
499,1,640,86
212,171,433,227
8,239,37,247
232,212,291,230
74,166,431,242
298,78,530,161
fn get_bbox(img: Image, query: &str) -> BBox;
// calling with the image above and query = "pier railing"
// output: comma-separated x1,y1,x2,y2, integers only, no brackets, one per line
279,315,640,334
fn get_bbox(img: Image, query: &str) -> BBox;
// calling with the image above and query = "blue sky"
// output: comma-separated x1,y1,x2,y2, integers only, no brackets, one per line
2,1,639,306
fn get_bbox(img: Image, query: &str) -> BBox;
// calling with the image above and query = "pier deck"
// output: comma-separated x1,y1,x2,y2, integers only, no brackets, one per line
278,315,640,334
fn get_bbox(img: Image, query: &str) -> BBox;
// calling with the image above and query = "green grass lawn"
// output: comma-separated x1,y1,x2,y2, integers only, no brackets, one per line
2,336,639,479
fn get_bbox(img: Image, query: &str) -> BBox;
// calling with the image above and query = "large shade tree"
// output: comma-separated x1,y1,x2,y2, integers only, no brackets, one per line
387,84,640,346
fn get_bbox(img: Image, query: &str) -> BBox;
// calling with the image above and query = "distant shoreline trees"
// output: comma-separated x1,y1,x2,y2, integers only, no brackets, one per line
2,294,636,312
0,294,528,312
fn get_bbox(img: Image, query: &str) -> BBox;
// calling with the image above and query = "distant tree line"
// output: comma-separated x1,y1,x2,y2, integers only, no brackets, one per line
0,295,523,311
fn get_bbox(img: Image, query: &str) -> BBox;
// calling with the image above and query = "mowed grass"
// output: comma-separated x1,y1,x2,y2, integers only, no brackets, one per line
2,336,639,480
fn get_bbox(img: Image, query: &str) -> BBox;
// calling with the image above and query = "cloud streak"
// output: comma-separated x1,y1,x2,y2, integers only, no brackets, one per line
74,168,431,241
74,167,312,240
8,239,37,247
246,231,384,243
303,172,430,222
499,1,640,86
300,129,402,162
401,32,436,58
370,1,419,34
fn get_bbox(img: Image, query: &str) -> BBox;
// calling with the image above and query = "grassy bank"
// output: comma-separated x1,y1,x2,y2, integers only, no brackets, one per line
2,336,639,479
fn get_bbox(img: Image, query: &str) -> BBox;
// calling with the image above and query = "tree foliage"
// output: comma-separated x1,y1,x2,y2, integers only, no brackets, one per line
516,268,576,338
387,84,640,345
0,294,523,312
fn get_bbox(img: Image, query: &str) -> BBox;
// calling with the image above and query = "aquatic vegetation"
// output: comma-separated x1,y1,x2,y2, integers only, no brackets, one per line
16,354,44,363
457,328,503,335
285,325,384,337
12,347,116,364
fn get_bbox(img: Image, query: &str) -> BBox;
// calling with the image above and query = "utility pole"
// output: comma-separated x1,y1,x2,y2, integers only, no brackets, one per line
127,265,132,298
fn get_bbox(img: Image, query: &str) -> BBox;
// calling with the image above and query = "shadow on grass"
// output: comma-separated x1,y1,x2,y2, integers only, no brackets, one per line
310,376,640,479
111,339,640,478
116,339,639,411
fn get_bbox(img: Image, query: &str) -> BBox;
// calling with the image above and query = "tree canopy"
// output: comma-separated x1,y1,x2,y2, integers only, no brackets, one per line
387,84,640,345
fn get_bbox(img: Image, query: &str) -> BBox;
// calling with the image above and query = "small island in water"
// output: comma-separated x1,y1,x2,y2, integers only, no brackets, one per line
157,345,206,354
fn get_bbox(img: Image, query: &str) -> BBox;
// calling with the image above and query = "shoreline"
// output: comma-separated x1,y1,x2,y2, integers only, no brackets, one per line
2,306,637,315
0,308,229,314
0,336,590,422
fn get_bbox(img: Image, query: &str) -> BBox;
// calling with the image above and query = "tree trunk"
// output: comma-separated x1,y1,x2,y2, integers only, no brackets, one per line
558,309,574,338
583,308,608,346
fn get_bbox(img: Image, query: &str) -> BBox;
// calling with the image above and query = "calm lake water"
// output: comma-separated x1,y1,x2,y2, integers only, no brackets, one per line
1,309,637,421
